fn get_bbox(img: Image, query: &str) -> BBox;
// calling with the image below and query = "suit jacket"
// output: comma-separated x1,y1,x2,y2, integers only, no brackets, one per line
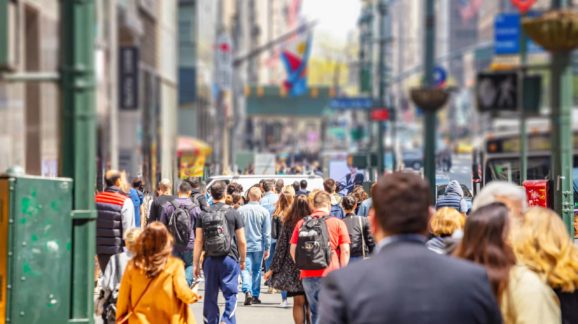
345,173,364,193
318,238,502,324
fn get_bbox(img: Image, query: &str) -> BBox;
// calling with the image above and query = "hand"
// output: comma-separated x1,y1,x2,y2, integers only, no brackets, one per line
240,260,246,271
263,270,273,281
263,250,270,260
194,265,201,279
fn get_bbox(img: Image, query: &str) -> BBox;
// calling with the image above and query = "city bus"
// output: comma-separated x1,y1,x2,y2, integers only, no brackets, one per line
472,123,578,211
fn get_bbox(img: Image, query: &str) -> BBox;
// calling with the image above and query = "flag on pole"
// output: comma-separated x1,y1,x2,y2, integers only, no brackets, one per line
280,32,312,96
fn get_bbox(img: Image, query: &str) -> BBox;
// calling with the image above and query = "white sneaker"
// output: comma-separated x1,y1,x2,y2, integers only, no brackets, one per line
279,300,289,308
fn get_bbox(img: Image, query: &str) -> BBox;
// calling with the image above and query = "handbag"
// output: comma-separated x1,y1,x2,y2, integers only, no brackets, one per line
358,216,368,259
117,277,154,324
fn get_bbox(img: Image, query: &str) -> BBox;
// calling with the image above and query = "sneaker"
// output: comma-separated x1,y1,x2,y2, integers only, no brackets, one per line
244,293,252,306
279,300,289,308
251,297,262,304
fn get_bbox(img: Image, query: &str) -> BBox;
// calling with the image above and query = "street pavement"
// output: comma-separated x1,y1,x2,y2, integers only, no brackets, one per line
95,280,294,324
444,154,473,190
191,281,295,324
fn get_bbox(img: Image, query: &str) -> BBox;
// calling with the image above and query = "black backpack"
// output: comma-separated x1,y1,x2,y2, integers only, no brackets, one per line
295,215,332,270
202,205,232,257
168,201,194,247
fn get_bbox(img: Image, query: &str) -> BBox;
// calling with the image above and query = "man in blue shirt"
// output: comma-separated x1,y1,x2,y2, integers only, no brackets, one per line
239,187,271,305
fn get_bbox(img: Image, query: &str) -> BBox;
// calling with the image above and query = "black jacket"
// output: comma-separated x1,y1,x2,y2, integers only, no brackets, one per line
342,214,374,257
318,238,502,324
95,187,128,255
191,189,210,212
556,289,578,324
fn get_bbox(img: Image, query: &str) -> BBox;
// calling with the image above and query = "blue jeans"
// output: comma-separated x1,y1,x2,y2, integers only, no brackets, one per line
302,277,322,324
203,256,240,324
173,249,193,286
241,251,264,297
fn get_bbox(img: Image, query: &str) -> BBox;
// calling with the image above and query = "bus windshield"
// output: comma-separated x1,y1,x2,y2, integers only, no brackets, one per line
485,157,551,184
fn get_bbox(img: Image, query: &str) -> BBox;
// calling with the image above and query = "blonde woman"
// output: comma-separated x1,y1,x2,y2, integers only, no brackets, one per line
97,228,142,323
426,207,465,254
116,222,200,324
513,207,578,324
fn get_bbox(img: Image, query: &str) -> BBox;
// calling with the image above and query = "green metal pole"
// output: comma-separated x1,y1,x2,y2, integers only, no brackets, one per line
423,0,437,200
519,14,528,185
550,0,574,236
0,0,8,68
376,0,386,175
60,1,97,322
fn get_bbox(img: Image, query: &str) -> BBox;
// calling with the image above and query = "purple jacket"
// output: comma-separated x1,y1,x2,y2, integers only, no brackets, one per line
160,198,201,251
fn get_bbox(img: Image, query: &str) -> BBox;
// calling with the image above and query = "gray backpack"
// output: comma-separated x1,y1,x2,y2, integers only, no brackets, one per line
202,205,232,257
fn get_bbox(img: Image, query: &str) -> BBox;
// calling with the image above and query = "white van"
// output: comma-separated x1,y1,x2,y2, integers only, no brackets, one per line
205,174,324,195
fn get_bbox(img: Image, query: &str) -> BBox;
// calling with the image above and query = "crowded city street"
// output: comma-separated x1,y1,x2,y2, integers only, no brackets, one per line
3,0,578,324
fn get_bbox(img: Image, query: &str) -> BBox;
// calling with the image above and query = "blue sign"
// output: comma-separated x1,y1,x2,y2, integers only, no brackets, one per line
433,66,447,87
495,13,520,55
329,97,375,110
494,12,544,55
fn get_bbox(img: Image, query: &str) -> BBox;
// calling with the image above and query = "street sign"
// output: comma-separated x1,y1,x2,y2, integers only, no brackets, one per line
119,47,139,110
215,33,233,90
433,66,447,88
371,108,390,121
494,13,544,55
329,97,374,110
476,72,518,112
495,13,520,55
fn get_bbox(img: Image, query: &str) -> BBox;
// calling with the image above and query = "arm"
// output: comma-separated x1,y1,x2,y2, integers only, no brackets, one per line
268,227,288,274
263,212,272,257
115,263,132,321
173,261,200,304
363,218,375,253
318,272,348,324
121,199,135,237
290,244,297,262
235,228,247,270
339,243,350,267
193,228,204,278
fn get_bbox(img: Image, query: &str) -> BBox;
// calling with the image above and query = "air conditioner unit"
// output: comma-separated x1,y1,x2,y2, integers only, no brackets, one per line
0,0,19,72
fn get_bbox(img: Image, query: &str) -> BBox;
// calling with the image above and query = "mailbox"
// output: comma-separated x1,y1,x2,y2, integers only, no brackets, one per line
0,174,73,324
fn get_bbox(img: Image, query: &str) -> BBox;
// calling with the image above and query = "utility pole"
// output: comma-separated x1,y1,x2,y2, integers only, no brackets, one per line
423,0,437,199
550,0,574,236
519,13,528,185
358,2,374,180
376,0,387,175
61,0,97,321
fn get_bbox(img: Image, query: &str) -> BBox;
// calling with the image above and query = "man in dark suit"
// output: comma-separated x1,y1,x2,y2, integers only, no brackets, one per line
344,167,364,194
318,172,502,324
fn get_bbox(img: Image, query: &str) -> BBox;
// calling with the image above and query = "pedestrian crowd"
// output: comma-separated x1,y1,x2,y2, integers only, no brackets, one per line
93,169,578,324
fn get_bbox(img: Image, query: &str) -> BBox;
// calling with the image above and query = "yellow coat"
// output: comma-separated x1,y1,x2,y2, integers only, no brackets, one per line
116,256,200,324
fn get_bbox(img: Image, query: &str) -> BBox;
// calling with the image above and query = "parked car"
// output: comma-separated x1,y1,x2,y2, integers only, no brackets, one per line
205,174,325,195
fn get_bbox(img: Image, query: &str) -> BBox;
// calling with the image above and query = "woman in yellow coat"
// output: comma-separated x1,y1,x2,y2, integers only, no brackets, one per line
116,222,201,324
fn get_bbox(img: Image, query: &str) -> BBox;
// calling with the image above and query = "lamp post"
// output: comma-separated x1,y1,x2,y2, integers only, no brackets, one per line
376,0,388,175
522,5,577,236
358,1,374,180
409,0,448,201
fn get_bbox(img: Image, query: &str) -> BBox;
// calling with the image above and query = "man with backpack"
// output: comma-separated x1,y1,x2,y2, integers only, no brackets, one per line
194,181,247,324
290,191,350,324
160,181,201,286
186,177,210,212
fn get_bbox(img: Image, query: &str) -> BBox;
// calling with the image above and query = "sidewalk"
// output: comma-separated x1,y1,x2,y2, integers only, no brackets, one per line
191,281,295,323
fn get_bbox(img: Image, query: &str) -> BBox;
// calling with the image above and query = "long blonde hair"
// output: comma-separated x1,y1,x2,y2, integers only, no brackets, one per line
273,186,295,219
513,207,578,292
